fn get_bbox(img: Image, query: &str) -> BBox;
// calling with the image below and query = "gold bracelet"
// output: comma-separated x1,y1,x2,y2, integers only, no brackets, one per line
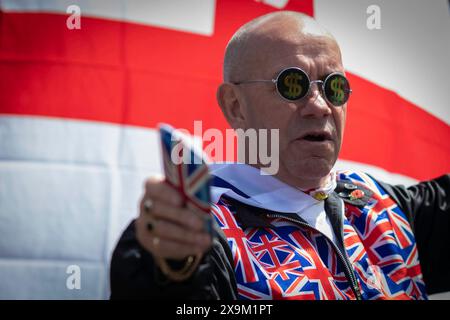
156,253,202,282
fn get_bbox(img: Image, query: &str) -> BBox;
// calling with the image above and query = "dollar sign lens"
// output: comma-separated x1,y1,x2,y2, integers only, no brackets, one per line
284,73,302,99
277,68,307,100
330,77,344,104
325,74,350,106
275,68,350,104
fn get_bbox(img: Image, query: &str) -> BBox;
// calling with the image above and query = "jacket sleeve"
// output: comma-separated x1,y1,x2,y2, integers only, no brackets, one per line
376,174,450,295
109,219,238,300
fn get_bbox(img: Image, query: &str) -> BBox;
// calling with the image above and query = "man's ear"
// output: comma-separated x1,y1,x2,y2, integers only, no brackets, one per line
216,83,246,129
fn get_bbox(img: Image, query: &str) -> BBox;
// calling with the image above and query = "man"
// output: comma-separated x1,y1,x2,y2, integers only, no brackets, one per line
110,11,449,300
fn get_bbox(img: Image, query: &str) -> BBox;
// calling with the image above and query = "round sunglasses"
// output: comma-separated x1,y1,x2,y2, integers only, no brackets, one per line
233,67,352,106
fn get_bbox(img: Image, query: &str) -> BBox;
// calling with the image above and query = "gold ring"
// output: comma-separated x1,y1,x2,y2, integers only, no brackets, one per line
153,236,160,247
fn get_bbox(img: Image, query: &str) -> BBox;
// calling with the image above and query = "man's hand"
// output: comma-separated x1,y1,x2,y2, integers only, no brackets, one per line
135,175,212,261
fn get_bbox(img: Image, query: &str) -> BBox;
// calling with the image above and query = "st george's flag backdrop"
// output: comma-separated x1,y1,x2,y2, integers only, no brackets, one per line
0,0,449,299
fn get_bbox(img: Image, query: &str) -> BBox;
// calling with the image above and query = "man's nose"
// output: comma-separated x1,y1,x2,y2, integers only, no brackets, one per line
298,83,332,118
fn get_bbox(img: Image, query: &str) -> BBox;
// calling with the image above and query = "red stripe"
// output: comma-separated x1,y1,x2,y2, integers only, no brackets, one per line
0,0,312,130
238,287,264,300
1,1,449,181
341,73,450,181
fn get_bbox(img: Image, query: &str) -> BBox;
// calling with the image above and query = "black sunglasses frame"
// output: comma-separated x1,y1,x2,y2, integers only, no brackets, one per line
233,67,352,106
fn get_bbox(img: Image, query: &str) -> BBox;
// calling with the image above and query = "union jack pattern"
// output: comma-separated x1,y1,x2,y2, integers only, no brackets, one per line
159,124,213,234
159,124,211,212
210,170,427,300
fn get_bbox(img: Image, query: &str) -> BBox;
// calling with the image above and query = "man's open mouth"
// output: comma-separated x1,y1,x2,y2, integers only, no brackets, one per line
303,134,327,142
299,131,332,142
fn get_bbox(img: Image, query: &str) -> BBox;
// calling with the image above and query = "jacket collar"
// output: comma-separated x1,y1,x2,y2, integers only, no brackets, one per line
210,162,334,214
222,194,345,233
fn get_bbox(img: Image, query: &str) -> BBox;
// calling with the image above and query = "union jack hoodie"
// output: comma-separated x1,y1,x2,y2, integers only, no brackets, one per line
110,171,450,300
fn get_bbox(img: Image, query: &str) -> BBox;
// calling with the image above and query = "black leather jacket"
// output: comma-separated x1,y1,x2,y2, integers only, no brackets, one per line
110,174,450,299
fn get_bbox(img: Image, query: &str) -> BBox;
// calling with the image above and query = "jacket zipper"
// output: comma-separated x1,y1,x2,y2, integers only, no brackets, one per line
266,213,362,300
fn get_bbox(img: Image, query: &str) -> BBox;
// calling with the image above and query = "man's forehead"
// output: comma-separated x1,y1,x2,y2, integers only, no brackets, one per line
269,56,343,75
248,36,343,76
260,35,341,59
223,12,343,82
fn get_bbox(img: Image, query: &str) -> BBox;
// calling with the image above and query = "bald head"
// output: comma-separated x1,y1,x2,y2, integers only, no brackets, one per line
223,11,341,82
217,11,347,190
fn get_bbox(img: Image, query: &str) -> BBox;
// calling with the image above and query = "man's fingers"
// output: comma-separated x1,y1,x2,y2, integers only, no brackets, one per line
151,219,211,250
137,175,213,260
136,206,211,259
141,199,205,232
143,176,183,207
137,225,207,260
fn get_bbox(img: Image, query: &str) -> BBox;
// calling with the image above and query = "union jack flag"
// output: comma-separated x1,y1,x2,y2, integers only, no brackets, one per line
159,124,212,230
